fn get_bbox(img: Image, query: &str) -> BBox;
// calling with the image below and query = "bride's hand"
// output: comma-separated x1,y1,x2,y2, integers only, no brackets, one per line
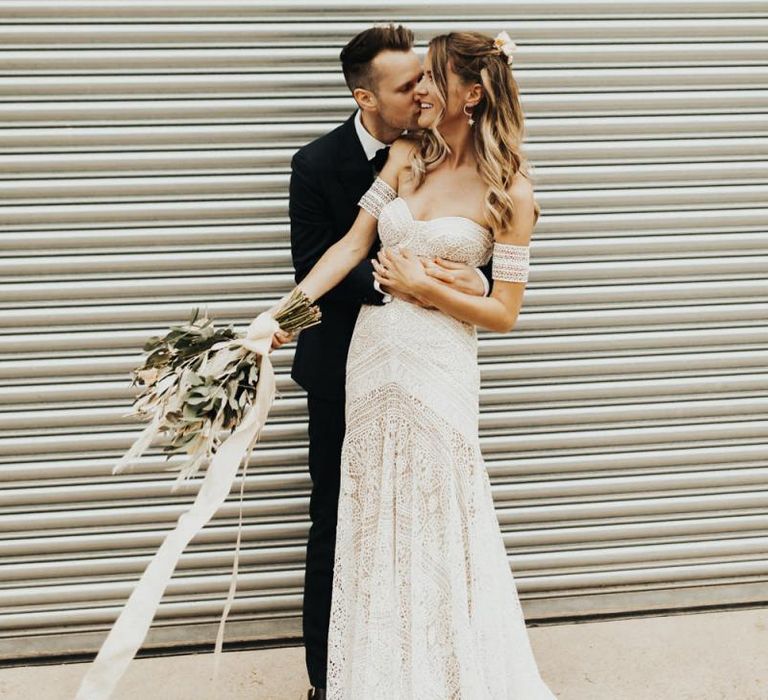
270,329,294,351
373,247,429,297
423,257,486,296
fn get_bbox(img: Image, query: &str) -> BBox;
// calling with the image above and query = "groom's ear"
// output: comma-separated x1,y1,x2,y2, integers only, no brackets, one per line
353,87,378,111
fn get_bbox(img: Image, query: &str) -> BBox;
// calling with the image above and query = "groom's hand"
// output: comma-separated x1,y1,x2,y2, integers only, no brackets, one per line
373,253,436,309
380,283,436,309
423,257,486,296
378,255,485,308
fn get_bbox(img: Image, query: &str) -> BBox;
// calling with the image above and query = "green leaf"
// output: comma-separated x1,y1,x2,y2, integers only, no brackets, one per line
182,403,200,420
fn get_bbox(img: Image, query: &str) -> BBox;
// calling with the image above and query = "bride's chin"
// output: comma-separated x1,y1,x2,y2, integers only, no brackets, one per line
417,112,435,128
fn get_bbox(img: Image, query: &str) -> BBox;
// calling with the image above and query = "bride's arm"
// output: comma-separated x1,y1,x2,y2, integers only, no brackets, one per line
374,178,538,333
294,138,412,304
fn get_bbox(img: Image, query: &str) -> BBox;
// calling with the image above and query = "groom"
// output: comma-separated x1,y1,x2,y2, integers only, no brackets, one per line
287,24,493,699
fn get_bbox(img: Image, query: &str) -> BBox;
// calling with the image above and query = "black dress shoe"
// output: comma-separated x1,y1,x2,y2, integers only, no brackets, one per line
307,687,326,700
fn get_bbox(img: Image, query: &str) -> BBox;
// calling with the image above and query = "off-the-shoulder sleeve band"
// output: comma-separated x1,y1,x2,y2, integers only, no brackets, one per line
358,177,397,220
491,242,530,282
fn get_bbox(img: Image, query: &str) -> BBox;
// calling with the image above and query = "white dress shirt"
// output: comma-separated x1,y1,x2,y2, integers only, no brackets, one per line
354,108,388,161
353,109,490,302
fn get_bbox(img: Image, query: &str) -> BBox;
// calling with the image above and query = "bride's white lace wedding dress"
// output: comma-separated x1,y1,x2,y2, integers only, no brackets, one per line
326,194,557,698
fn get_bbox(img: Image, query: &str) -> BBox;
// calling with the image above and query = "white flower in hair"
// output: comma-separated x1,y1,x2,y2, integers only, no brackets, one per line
493,30,517,64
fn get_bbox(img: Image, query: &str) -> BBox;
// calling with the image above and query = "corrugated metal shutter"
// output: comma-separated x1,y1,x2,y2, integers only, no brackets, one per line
1,0,767,661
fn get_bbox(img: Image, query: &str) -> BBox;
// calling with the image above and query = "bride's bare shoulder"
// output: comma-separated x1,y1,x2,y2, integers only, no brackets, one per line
388,135,420,164
497,172,539,244
377,136,419,191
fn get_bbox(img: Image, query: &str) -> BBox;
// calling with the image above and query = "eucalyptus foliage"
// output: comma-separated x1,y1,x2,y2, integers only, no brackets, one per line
124,288,321,481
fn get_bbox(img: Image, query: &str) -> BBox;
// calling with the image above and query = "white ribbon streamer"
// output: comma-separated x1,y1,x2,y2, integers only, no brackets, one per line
75,312,280,699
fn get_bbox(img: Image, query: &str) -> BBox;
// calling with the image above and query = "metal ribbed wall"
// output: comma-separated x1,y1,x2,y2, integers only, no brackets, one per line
1,0,767,661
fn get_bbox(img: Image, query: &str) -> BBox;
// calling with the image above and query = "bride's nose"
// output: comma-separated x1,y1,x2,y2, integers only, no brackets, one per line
415,74,428,96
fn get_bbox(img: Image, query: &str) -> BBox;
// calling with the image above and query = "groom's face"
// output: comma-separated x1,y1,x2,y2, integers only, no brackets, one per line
368,49,423,131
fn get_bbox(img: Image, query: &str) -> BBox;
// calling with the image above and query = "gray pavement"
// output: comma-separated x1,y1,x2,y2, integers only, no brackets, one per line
1,607,766,699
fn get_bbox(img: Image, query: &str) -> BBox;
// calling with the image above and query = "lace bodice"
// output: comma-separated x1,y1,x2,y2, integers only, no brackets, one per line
378,196,493,267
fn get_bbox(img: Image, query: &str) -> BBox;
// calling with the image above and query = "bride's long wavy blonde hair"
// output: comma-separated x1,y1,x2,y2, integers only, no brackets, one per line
410,31,540,236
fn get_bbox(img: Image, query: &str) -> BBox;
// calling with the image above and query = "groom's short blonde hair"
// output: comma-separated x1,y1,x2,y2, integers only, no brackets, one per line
340,24,414,93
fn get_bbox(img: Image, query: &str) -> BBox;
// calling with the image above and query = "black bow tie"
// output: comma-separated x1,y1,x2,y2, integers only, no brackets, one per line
369,146,390,173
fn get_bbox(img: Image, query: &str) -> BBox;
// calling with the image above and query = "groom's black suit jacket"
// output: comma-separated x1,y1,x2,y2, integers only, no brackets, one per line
289,113,384,400
288,111,493,400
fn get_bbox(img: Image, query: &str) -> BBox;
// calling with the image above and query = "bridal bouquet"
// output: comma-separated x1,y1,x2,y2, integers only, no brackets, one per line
115,287,321,487
75,287,320,700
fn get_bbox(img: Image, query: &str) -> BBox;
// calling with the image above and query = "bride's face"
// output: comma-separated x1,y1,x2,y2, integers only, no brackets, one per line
415,50,474,130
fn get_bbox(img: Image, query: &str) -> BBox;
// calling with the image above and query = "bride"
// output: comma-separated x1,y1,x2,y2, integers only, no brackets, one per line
274,30,556,699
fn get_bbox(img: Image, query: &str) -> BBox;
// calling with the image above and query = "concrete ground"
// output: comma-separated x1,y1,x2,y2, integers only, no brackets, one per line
1,607,766,699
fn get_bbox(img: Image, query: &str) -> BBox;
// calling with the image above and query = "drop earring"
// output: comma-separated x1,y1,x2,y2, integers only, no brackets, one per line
463,103,475,126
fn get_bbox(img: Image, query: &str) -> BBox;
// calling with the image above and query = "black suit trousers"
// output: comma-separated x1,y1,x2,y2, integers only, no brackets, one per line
302,392,345,689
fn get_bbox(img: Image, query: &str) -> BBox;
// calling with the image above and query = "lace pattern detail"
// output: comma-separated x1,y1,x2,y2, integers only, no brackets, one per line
491,241,530,282
325,207,557,698
327,384,556,699
358,177,397,220
378,197,492,267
